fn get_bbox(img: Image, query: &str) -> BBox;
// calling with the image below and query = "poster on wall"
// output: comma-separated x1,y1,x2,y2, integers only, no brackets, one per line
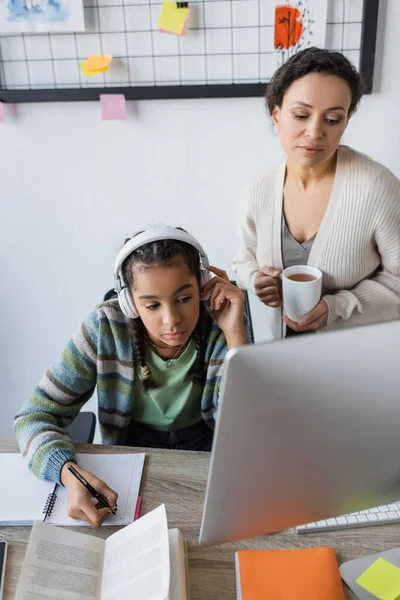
0,0,85,33
274,0,328,66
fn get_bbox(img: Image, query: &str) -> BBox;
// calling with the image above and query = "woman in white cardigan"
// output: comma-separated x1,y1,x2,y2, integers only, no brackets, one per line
234,47,400,339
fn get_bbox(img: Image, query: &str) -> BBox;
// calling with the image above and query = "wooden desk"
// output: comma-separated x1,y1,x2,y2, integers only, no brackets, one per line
1,439,400,599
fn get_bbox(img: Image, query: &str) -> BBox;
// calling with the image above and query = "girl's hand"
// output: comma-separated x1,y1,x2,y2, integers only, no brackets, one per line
283,299,329,332
254,266,282,307
61,462,118,527
201,266,247,348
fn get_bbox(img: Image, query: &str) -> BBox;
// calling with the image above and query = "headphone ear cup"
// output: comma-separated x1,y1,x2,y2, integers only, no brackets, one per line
118,288,139,319
200,269,213,290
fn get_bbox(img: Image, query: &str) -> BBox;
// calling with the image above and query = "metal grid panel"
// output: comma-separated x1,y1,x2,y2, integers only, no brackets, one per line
0,0,379,102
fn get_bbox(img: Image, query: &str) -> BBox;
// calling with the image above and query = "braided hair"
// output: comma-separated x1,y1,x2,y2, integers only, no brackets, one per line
121,229,212,390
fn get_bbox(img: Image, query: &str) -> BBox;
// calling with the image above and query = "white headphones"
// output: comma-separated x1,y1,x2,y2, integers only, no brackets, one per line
113,227,212,319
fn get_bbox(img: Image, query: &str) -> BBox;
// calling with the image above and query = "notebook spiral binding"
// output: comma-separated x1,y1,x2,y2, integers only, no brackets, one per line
42,488,57,522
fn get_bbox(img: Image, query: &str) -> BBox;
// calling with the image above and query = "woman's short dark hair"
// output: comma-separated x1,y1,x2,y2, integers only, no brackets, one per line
266,47,365,117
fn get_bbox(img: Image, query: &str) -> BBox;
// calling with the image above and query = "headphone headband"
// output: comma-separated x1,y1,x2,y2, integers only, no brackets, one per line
114,227,210,292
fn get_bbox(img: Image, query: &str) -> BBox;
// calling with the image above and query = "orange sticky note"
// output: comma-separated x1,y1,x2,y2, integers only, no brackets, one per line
157,1,189,35
80,55,113,76
236,547,346,600
85,54,113,71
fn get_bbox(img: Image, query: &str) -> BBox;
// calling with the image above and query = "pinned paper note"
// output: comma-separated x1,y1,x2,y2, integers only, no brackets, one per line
0,101,4,124
79,61,108,76
356,557,400,600
85,55,112,71
273,2,328,58
80,55,112,77
158,1,190,36
100,94,126,121
160,10,190,36
274,5,304,50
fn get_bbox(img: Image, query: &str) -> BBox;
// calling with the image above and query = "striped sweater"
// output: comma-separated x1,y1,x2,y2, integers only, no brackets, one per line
15,300,228,483
234,145,400,339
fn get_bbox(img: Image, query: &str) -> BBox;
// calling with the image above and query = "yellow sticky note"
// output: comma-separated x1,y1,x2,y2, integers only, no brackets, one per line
157,1,189,35
79,61,108,77
356,558,400,600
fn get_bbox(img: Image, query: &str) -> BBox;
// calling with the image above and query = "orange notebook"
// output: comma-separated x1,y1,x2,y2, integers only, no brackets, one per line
235,547,346,600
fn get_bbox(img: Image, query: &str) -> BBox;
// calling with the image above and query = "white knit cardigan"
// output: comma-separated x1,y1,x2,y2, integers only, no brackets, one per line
233,145,400,339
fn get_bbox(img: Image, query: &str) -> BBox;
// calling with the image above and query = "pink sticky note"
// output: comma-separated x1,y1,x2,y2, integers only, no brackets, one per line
0,102,4,124
100,94,126,121
134,496,142,521
182,10,190,35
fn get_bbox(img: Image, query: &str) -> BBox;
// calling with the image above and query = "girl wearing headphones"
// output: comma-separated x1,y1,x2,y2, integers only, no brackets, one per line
15,227,247,526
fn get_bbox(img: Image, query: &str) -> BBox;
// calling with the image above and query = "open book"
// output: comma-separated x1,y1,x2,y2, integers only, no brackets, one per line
15,504,189,600
0,453,144,526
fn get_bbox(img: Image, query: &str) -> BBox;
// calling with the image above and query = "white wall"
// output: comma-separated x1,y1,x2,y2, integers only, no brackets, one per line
1,0,398,438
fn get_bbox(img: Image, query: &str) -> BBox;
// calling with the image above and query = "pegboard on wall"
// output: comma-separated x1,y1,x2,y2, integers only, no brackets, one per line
0,0,379,103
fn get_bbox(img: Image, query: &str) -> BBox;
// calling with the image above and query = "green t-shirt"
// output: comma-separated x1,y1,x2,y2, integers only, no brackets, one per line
132,338,203,431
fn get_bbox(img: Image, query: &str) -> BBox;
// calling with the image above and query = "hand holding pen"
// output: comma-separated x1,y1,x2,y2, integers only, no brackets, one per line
61,462,118,527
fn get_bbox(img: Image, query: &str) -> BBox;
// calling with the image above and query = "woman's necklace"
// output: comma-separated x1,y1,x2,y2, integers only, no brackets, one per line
147,338,185,368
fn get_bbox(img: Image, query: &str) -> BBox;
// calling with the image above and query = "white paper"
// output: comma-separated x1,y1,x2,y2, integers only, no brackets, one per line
101,504,170,600
47,453,145,527
274,0,328,62
0,454,55,525
306,0,329,48
15,521,105,600
0,0,85,33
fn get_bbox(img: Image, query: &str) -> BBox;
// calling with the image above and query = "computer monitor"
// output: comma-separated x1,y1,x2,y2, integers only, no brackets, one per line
199,321,400,545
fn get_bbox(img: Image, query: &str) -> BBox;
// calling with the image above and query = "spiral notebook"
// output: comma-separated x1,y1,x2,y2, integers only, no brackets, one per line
0,452,145,526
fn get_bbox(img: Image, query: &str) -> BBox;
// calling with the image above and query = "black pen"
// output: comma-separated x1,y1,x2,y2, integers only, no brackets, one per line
67,464,117,515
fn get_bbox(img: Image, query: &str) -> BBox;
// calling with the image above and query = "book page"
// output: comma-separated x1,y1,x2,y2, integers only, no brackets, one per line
101,504,170,600
15,521,105,600
168,529,188,600
48,453,145,526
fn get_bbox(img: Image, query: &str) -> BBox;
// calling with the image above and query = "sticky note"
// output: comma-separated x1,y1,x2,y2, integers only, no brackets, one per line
79,61,108,77
356,558,400,600
0,102,4,124
100,94,126,121
158,1,190,36
160,9,190,36
85,54,112,71
80,55,112,76
181,11,190,35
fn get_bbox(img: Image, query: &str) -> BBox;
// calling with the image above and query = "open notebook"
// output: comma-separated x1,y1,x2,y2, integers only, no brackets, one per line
15,505,190,600
0,453,144,526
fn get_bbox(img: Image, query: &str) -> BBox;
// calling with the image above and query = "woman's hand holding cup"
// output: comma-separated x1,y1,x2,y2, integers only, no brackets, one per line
283,299,328,332
254,266,282,307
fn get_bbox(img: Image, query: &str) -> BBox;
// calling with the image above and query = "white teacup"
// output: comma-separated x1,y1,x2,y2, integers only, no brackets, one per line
281,265,323,322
